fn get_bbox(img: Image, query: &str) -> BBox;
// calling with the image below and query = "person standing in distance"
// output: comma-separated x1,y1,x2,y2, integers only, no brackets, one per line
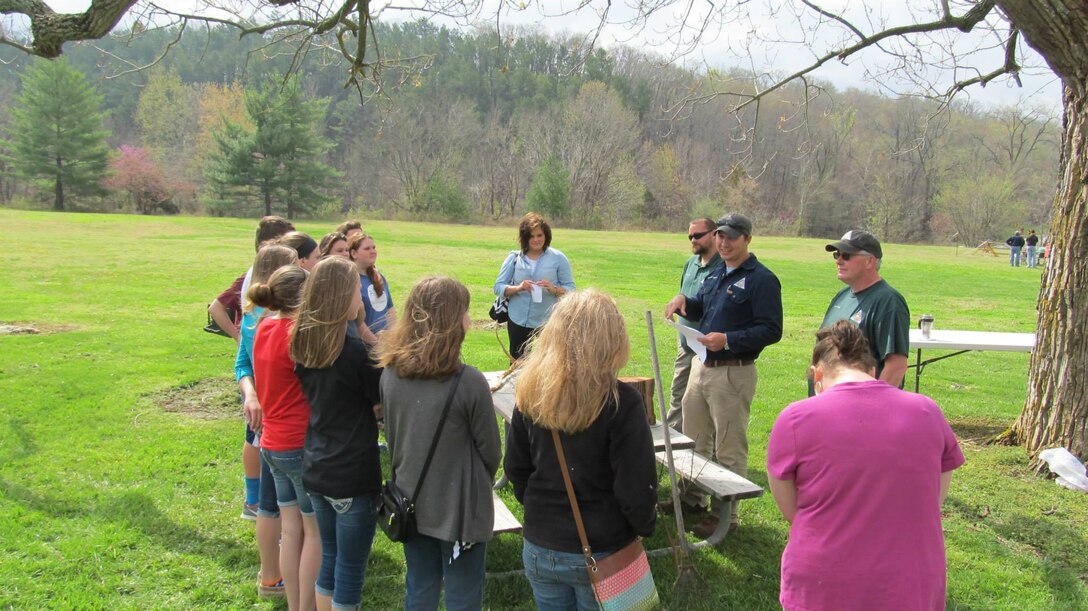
664,213,783,538
664,218,722,431
1025,229,1040,268
1006,230,1025,267
821,230,909,390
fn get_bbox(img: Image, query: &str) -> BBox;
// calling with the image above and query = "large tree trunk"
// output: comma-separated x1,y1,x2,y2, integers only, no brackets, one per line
998,0,1088,458
1008,84,1088,457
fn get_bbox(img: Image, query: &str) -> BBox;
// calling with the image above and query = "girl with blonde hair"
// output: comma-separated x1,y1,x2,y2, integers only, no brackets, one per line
348,232,396,345
290,257,384,611
505,289,657,611
377,277,501,611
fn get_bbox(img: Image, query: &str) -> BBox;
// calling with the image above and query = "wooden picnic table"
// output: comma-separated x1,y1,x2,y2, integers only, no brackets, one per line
486,371,696,451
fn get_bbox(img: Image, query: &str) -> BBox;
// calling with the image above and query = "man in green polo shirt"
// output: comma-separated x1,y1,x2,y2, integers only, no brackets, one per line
665,217,723,429
820,230,910,389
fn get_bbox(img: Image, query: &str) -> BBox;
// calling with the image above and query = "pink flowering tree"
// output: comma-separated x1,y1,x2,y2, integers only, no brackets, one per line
102,145,188,214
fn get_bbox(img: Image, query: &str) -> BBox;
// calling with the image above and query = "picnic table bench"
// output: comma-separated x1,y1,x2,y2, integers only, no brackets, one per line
485,371,763,546
656,449,764,547
492,490,521,534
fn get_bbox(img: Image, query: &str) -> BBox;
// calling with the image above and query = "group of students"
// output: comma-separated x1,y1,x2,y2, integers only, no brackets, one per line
210,213,966,611
208,215,645,611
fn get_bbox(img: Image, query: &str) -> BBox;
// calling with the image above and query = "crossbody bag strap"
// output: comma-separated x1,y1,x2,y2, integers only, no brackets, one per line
407,366,464,507
551,429,596,567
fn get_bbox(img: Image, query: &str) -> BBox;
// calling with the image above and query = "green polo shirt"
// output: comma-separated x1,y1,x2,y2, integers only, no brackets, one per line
677,252,723,352
820,279,910,379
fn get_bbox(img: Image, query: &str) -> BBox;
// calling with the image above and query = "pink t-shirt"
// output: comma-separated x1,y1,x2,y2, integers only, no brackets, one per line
767,380,965,611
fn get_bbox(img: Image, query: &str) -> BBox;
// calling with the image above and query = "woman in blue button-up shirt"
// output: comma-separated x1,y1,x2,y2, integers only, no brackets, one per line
493,213,576,360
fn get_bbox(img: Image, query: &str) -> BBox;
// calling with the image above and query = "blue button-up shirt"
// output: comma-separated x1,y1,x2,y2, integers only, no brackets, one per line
683,253,783,361
493,247,576,329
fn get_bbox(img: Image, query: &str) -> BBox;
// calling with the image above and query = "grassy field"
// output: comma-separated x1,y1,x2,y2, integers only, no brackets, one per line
0,209,1085,610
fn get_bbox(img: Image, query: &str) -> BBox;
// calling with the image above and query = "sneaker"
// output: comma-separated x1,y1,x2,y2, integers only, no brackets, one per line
240,502,258,521
257,573,285,598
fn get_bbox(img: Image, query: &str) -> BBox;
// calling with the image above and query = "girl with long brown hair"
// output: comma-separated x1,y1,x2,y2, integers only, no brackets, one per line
290,257,384,611
377,277,501,611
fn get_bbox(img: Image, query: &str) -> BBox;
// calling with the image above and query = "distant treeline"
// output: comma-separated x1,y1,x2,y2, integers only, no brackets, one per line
0,21,1059,243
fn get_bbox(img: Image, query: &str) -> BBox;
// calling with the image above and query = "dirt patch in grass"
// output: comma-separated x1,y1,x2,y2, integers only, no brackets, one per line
151,376,239,420
0,321,78,335
950,417,1011,445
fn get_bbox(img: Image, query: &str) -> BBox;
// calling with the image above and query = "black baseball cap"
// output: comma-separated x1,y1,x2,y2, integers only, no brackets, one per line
715,213,752,238
825,230,883,259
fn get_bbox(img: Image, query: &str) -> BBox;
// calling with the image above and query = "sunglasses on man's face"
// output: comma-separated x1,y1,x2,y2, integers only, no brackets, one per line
832,251,870,261
688,230,711,241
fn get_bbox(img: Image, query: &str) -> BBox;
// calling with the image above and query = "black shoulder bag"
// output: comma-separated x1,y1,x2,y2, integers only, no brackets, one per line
379,366,464,542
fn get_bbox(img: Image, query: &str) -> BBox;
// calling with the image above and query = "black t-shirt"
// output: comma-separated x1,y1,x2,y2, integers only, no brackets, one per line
295,335,383,498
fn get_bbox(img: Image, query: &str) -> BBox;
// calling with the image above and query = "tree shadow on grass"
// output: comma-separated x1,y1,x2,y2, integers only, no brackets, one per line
945,496,1087,609
0,478,249,568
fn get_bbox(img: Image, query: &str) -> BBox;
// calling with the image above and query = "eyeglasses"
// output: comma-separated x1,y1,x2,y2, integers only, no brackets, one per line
832,251,872,261
688,230,711,241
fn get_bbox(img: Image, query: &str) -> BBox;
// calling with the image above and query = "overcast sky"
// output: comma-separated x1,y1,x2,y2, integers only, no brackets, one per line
15,0,1064,113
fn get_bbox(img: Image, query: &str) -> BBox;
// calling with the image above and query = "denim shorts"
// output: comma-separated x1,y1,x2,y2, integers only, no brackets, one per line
261,448,314,515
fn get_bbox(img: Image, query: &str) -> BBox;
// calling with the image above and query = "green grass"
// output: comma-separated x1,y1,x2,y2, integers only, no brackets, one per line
1,209,1084,610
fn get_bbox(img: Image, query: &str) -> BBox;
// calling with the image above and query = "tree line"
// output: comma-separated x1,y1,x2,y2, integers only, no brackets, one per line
0,21,1059,243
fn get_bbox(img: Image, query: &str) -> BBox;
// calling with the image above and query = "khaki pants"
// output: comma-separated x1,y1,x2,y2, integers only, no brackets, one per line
680,359,757,522
666,343,694,430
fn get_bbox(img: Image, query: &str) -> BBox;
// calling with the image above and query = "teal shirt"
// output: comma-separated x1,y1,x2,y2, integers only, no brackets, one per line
677,252,723,352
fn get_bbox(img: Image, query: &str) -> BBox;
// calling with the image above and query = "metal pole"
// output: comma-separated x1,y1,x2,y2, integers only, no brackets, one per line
646,311,692,556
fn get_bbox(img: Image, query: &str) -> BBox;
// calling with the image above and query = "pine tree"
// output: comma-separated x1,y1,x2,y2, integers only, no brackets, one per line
2,58,110,211
526,155,571,219
205,77,340,218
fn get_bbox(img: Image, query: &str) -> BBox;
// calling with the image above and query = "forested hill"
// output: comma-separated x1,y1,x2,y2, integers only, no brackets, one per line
0,21,1059,242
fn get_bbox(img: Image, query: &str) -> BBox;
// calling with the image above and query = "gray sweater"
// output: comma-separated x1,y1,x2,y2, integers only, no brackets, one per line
381,365,502,543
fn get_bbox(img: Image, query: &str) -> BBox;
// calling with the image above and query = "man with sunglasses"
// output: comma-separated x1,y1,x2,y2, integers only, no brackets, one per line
664,213,783,538
665,218,723,430
821,230,910,389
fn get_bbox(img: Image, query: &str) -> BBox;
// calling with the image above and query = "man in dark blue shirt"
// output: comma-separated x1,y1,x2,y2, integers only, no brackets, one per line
665,213,783,538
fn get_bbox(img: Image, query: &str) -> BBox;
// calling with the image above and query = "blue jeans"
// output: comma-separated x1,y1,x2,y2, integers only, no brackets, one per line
262,448,314,515
1026,246,1039,268
402,535,487,611
258,449,280,518
309,493,379,611
522,539,614,611
1010,246,1022,266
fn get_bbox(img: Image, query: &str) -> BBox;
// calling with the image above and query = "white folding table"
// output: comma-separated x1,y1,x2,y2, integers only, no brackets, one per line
908,328,1035,392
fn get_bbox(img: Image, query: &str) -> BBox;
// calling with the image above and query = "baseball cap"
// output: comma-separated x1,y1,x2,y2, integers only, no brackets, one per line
715,213,752,238
825,230,883,259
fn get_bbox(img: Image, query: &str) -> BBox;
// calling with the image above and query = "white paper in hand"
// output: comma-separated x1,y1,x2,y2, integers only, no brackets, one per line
531,285,544,303
664,318,707,363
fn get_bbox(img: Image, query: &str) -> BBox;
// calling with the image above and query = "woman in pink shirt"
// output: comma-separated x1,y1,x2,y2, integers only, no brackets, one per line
767,320,965,611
